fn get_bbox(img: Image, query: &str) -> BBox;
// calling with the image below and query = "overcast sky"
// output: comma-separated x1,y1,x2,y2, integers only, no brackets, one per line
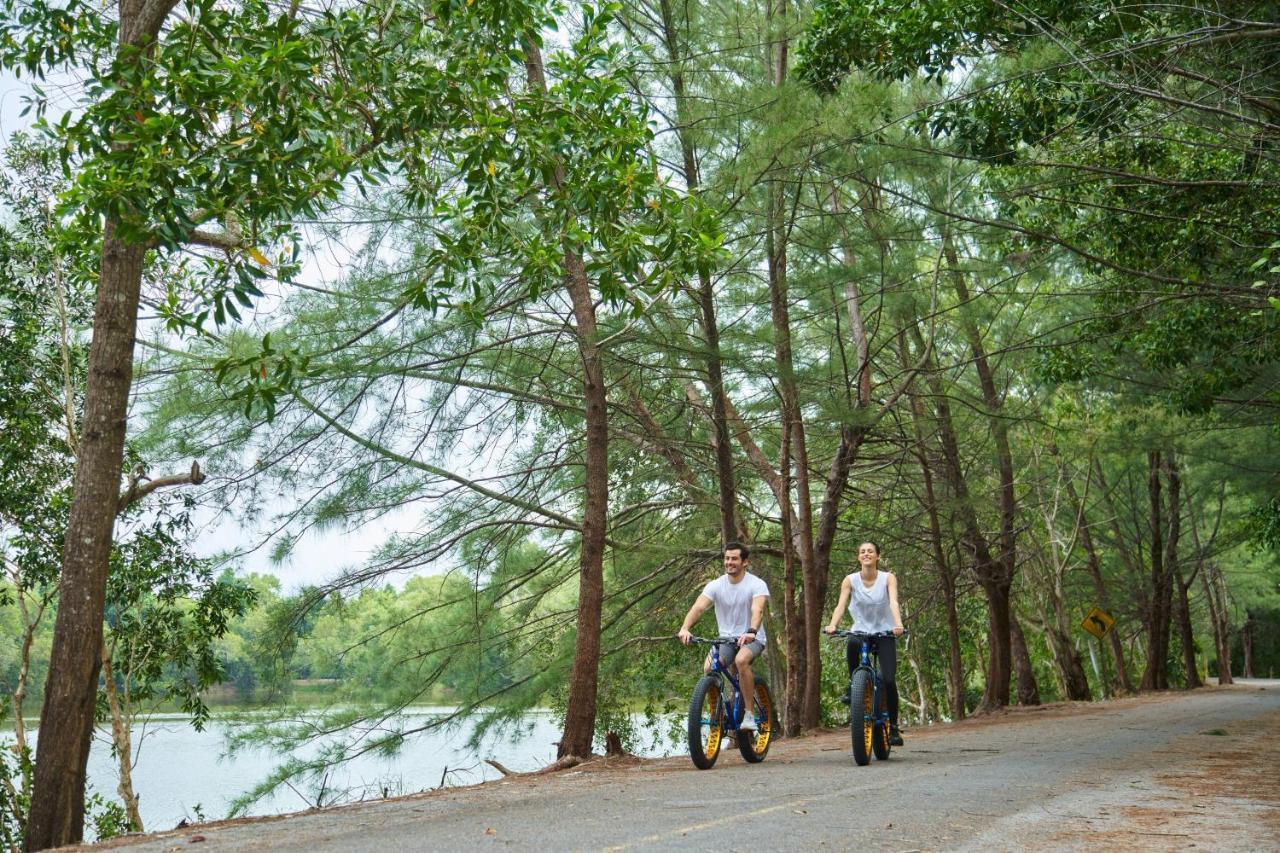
0,67,420,593
0,72,24,140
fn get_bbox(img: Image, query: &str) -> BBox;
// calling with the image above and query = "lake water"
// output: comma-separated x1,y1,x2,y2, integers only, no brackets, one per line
24,708,681,836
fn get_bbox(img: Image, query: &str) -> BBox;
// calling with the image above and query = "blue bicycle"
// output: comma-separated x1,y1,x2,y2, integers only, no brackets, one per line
684,636,774,769
825,629,903,765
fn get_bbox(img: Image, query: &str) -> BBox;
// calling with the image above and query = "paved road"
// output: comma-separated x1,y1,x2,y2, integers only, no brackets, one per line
84,680,1280,852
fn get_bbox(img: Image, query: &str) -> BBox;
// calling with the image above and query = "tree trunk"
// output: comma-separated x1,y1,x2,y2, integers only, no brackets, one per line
941,572,966,720
25,1,179,842
1091,458,1144,590
1182,486,1230,687
522,39,608,762
1159,450,1196,690
27,227,147,851
1162,455,1186,687
1010,613,1041,706
1174,564,1202,689
916,335,1011,714
9,585,45,753
942,237,1018,713
973,562,1015,709
1242,614,1255,678
1091,458,1156,687
554,258,607,760
721,377,831,734
1043,565,1092,702
1200,563,1232,684
762,0,822,731
903,625,932,724
1045,625,1092,701
1140,451,1174,691
767,208,821,727
898,330,965,720
779,408,804,736
917,332,1011,711
1060,454,1132,693
698,288,737,543
1028,451,1093,703
656,0,738,543
974,574,1014,709
100,643,143,832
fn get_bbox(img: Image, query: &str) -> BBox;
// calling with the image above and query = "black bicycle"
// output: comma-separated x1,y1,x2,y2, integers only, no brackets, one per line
825,629,905,766
683,636,775,769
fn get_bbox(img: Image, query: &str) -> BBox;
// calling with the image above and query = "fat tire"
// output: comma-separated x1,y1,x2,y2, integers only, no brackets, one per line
737,679,774,763
849,669,874,766
688,675,724,770
872,685,891,761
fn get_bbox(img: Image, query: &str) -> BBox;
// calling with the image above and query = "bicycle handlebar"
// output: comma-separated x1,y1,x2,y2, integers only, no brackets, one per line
685,635,744,645
823,629,909,639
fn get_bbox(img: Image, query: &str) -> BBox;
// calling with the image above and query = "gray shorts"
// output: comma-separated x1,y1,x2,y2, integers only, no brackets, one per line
715,639,765,667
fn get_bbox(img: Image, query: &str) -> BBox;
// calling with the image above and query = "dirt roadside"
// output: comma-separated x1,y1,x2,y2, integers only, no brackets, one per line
1039,703,1280,850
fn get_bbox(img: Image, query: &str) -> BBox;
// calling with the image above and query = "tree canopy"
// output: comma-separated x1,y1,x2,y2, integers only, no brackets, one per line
1,0,1278,845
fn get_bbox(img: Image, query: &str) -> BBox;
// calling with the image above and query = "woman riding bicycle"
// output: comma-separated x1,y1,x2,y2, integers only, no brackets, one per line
823,540,905,745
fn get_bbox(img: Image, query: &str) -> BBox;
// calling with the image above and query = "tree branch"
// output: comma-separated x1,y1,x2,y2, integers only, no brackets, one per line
116,461,206,515
295,391,585,532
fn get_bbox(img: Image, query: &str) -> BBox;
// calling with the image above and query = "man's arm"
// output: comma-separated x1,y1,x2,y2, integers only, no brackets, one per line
678,594,714,645
739,594,768,645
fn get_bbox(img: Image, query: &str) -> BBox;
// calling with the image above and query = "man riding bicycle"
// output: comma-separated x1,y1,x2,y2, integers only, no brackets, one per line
677,542,769,732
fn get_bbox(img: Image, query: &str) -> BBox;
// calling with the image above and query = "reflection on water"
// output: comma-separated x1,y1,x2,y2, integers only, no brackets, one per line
24,708,678,835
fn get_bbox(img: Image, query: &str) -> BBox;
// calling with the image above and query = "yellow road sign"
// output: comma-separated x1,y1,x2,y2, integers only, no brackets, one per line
1081,606,1115,639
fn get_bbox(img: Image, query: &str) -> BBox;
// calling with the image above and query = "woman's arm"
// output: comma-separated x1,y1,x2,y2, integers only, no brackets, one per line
887,572,904,636
825,576,852,632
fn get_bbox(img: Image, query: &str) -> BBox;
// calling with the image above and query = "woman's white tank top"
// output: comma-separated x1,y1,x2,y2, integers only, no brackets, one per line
848,570,895,632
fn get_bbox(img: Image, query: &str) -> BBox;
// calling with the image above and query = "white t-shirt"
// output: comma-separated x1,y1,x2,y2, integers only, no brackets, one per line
701,572,770,643
847,570,896,633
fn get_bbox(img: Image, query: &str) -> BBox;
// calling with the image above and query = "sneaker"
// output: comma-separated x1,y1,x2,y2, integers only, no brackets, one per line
740,716,758,732
889,727,904,746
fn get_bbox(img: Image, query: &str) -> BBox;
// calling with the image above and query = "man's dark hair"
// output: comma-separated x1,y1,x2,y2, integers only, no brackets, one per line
724,541,750,561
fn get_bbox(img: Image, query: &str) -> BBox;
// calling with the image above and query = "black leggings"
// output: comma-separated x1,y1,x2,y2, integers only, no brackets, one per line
847,636,899,729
